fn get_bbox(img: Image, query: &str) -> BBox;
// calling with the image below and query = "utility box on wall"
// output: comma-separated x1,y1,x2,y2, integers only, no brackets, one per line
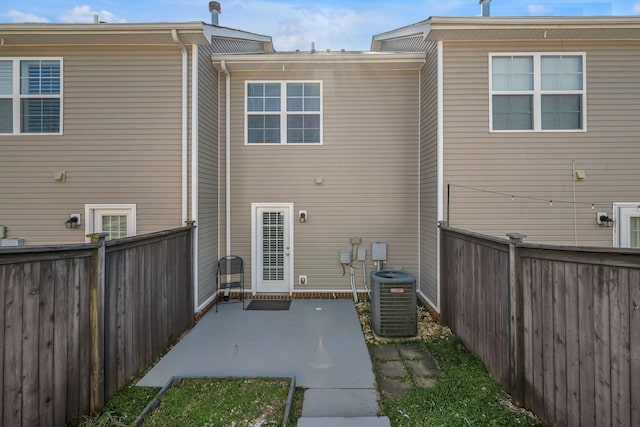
1,238,25,247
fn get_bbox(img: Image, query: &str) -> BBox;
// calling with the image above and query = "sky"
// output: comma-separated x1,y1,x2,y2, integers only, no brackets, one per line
1,1,640,51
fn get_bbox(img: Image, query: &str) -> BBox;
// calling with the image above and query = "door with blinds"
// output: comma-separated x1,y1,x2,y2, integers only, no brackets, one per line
253,204,292,294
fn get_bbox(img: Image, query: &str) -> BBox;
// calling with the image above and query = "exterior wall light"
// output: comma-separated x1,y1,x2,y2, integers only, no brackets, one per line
596,212,614,227
299,210,307,223
65,214,81,229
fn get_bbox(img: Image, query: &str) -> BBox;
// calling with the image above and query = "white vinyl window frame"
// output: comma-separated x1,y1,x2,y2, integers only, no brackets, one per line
489,52,586,132
244,80,323,145
84,204,137,242
0,57,63,135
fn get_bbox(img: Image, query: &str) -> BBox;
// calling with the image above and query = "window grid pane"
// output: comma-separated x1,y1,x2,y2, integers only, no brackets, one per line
541,95,582,130
248,114,281,143
21,98,60,133
541,55,582,91
0,61,12,96
20,60,60,95
287,114,320,143
492,95,533,130
630,217,640,248
0,99,12,133
492,56,533,91
102,215,128,240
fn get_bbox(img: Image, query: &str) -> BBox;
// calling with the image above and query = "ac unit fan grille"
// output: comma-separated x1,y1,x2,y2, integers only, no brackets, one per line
371,275,417,337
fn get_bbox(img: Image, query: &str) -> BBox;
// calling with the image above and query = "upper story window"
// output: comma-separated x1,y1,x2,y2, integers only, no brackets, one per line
0,58,62,134
246,81,322,144
490,53,585,131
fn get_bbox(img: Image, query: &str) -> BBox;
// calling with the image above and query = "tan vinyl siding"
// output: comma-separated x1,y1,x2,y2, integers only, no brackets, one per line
197,44,218,305
0,46,184,245
442,40,640,247
420,41,440,307
219,69,419,291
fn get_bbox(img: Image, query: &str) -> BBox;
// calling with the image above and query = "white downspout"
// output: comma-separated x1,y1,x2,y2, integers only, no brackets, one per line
191,46,200,311
171,29,189,225
221,60,231,256
436,40,444,313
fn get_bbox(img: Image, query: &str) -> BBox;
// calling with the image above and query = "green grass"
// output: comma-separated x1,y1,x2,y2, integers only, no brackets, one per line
379,335,543,426
143,377,290,426
78,385,160,426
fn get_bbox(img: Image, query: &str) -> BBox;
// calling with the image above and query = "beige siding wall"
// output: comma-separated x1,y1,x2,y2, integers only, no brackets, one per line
219,69,420,291
442,40,640,247
197,45,219,305
0,46,185,245
419,42,440,307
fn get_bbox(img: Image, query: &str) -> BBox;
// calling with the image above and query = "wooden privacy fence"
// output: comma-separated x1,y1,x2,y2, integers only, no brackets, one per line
440,223,640,427
0,226,194,426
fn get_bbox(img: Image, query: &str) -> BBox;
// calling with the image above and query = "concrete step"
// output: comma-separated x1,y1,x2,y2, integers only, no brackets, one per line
301,389,379,417
297,416,392,427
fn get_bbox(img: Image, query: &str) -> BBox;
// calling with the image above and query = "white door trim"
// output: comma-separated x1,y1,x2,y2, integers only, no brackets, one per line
251,203,294,295
613,202,640,248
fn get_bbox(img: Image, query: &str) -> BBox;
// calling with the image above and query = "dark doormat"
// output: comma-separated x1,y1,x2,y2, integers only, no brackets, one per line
245,300,291,311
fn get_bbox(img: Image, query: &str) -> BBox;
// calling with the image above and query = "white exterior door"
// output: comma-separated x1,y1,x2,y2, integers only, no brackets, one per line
252,204,293,294
616,203,640,248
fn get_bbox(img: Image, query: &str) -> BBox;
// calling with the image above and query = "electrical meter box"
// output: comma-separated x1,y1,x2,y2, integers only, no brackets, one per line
372,242,387,261
339,250,351,264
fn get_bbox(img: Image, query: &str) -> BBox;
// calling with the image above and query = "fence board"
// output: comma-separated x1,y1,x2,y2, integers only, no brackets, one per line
594,266,612,427
53,260,69,427
23,263,40,427
564,262,581,426
78,257,91,416
0,265,6,424
610,268,630,427
541,259,555,424
4,264,23,427
552,261,567,427
578,263,596,427
630,269,640,427
531,258,545,418
522,258,533,410
66,259,81,423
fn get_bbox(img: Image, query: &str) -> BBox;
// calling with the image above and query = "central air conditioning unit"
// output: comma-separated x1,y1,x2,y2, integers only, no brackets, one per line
370,270,417,337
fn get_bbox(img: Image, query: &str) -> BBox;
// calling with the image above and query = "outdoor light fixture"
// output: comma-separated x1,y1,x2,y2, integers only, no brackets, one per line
596,212,614,227
65,214,81,229
299,210,307,223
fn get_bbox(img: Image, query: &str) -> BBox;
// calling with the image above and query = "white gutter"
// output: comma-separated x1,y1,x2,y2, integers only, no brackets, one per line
220,60,231,256
172,29,189,225
191,45,200,312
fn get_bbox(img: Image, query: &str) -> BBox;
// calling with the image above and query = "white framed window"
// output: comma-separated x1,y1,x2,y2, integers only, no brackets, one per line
245,81,323,144
489,53,585,132
84,204,136,242
0,58,63,134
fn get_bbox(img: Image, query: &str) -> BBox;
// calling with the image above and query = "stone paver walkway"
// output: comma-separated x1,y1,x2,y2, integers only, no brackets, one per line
368,343,438,400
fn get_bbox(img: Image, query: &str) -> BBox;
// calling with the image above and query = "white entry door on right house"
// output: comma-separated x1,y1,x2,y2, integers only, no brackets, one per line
615,203,640,248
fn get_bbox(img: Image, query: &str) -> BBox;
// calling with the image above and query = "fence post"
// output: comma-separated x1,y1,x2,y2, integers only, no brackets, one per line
438,221,448,323
507,232,526,406
87,232,108,413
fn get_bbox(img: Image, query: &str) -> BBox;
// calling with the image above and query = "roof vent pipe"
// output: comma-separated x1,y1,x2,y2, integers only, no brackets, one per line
209,1,221,26
479,0,491,17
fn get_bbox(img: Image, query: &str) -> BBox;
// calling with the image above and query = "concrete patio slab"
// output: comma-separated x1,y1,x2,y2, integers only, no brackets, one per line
138,300,381,423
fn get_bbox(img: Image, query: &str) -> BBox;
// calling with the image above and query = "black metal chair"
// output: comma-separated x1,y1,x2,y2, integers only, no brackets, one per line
215,255,245,311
